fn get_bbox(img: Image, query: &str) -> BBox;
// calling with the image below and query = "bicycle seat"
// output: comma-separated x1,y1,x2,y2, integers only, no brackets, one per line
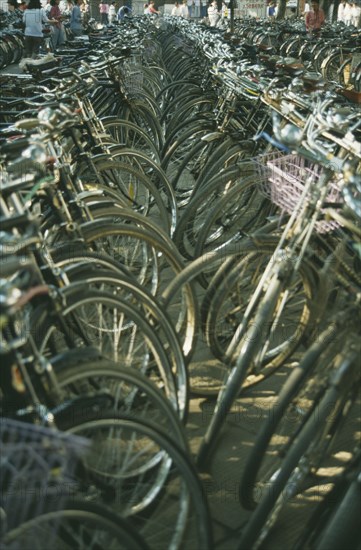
276,57,305,75
302,71,326,91
257,44,274,53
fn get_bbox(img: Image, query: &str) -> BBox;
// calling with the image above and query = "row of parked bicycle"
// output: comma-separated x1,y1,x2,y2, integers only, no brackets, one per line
1,14,360,549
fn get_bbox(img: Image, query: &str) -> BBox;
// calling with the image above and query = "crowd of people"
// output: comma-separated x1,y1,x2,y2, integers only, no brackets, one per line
265,0,360,30
337,0,361,26
6,0,360,60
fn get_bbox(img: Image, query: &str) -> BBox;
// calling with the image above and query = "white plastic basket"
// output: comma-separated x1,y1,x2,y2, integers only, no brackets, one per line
0,418,89,534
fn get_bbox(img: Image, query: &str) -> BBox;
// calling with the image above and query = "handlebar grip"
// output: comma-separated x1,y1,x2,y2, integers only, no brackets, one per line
0,213,34,231
0,137,30,155
14,119,40,131
1,256,35,278
254,132,291,153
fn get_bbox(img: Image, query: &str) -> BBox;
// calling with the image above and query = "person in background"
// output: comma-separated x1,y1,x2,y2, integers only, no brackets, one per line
337,0,346,20
266,1,276,18
207,0,219,26
186,0,193,18
148,0,160,14
80,0,89,24
70,0,83,35
117,4,132,19
351,1,360,26
305,0,325,33
49,0,66,48
171,1,182,15
143,2,150,13
108,0,116,22
23,0,56,57
194,0,200,17
221,0,228,18
99,0,109,24
343,0,353,24
43,0,52,14
180,0,188,17
303,1,310,14
7,0,17,12
18,1,27,11
59,0,73,16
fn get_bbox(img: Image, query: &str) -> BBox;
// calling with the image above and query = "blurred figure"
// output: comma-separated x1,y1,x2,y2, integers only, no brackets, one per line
23,0,56,57
99,0,109,24
117,4,132,19
221,0,228,18
337,0,347,21
180,0,188,17
70,0,83,35
194,0,200,17
343,0,353,24
267,1,276,18
148,0,159,14
49,0,66,48
303,2,310,14
351,1,360,26
207,0,219,26
108,0,116,22
305,0,325,34
186,0,192,18
171,1,182,15
59,0,73,16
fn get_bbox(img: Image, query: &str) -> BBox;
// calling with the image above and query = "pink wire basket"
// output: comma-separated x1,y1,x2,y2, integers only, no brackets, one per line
256,152,343,233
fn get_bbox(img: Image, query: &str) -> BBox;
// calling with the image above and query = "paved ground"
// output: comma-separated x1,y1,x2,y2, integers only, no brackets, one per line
187,336,360,549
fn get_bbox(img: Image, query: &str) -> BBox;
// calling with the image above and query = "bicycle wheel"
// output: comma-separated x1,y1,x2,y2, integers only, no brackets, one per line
3,500,148,550
202,236,316,376
58,267,189,419
173,167,260,260
75,158,171,235
79,220,199,359
239,322,346,510
50,350,187,444
102,147,178,235
100,117,160,161
116,98,164,152
67,413,213,549
31,287,180,414
194,177,271,259
238,342,361,549
306,459,361,550
321,51,347,82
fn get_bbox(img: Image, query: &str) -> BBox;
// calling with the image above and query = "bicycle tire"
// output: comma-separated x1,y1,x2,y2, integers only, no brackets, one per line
98,147,178,235
100,117,160,161
66,413,213,550
202,236,316,371
58,267,189,419
3,499,149,550
79,219,199,359
239,321,346,510
316,475,361,550
75,158,172,234
51,351,187,445
238,344,360,549
30,287,181,414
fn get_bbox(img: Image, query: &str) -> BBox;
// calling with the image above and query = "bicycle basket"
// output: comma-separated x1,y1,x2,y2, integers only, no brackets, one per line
0,418,89,535
123,66,144,96
256,152,342,233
